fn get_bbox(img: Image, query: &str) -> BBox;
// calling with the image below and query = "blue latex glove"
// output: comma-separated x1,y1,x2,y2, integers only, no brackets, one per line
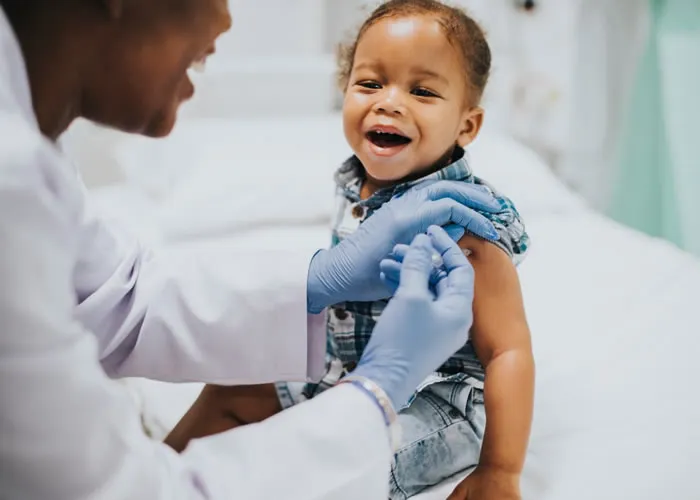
307,181,499,313
350,226,476,409
378,239,454,295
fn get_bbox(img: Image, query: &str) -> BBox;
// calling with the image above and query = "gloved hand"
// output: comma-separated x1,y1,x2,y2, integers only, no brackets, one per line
377,239,458,295
350,226,476,409
307,181,499,313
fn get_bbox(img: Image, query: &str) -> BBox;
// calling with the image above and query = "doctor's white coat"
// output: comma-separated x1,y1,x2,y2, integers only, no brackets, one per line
0,10,391,500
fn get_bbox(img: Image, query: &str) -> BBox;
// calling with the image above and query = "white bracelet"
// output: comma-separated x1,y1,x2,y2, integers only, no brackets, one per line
337,375,402,452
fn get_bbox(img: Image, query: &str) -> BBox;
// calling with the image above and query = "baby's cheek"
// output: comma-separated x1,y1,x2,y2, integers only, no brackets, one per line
342,110,363,147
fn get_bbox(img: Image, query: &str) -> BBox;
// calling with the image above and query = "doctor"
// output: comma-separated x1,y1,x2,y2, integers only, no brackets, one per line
0,1,504,499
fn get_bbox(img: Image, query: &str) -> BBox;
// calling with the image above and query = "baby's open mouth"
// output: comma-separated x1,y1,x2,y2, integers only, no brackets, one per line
366,130,412,148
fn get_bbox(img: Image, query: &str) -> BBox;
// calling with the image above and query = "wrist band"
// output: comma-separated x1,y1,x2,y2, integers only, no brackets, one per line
337,375,402,452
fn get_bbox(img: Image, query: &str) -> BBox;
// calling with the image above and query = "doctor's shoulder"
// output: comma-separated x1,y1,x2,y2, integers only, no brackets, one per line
0,114,85,227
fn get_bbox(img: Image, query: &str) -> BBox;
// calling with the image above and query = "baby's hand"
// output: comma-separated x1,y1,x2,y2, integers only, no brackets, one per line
447,466,521,500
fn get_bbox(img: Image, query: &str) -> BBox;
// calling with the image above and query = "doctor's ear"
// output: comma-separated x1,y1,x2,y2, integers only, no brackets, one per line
457,107,484,148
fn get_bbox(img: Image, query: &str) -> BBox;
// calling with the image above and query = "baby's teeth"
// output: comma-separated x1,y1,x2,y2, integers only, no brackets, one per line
190,59,206,74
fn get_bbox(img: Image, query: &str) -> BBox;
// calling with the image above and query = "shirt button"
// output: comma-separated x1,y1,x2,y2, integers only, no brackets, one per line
334,308,349,320
351,205,365,219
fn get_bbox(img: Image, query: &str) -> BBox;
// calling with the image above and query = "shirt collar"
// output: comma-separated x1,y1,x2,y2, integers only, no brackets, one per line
334,146,474,211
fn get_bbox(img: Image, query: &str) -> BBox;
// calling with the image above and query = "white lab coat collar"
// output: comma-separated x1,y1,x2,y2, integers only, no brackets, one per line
0,7,37,127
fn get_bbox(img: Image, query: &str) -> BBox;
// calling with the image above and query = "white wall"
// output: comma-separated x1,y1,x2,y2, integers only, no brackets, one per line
180,0,334,120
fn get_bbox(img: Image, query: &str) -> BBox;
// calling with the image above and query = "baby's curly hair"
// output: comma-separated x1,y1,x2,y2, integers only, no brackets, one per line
337,0,491,105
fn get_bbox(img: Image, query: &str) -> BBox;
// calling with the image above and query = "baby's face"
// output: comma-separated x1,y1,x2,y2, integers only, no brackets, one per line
343,15,482,186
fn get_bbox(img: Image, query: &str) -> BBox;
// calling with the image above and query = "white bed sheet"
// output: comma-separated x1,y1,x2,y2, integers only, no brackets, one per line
85,115,700,499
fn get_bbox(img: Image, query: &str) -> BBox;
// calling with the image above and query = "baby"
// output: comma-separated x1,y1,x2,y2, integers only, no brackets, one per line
167,1,534,498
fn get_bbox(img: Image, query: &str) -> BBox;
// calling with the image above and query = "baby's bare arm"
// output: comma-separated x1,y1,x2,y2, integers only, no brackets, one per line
458,235,535,475
164,383,281,452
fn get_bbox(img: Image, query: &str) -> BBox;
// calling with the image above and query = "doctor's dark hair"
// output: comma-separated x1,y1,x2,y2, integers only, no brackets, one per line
337,0,492,104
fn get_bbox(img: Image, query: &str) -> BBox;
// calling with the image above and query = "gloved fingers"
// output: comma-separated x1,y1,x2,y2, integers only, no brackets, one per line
379,259,402,284
389,244,410,262
414,180,501,213
381,253,446,289
389,223,462,244
395,234,435,295
436,262,476,310
427,225,471,271
463,214,499,242
435,271,450,296
417,198,498,241
443,223,466,242
379,271,400,295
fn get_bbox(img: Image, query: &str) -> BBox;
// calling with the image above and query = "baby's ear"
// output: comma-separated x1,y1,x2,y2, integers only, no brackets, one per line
457,107,484,148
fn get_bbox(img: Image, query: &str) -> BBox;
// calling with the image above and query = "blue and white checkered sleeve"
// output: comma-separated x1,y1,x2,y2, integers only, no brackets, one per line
472,178,530,266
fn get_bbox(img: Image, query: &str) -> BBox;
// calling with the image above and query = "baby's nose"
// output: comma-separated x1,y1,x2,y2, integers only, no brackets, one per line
375,88,405,115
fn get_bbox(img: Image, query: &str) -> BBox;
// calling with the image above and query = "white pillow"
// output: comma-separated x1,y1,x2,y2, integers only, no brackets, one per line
112,114,582,241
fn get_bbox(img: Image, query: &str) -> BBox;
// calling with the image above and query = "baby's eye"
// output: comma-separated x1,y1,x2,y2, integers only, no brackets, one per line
357,81,382,90
412,87,439,98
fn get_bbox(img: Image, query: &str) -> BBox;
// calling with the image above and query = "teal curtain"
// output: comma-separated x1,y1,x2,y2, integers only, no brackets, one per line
609,0,700,255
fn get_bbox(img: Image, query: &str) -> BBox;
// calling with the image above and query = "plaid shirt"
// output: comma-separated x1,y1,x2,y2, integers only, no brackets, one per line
302,148,529,398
